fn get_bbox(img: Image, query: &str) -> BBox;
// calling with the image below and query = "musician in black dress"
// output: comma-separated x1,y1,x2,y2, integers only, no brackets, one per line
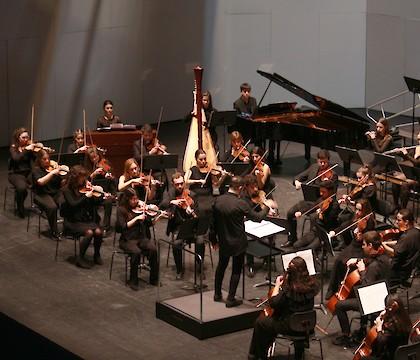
285,150,337,247
366,118,393,154
32,150,66,238
202,91,218,149
8,127,35,218
116,188,158,290
96,100,121,128
159,172,198,280
61,165,105,269
67,129,88,154
212,176,272,307
332,231,391,347
248,256,319,360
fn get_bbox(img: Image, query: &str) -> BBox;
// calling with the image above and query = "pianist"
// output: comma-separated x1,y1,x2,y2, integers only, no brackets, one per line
233,82,257,118
97,100,121,128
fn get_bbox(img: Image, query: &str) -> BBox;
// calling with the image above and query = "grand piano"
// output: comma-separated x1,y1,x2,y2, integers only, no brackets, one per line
236,70,371,163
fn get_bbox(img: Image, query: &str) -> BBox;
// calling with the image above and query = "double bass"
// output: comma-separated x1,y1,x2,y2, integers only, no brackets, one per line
183,66,218,172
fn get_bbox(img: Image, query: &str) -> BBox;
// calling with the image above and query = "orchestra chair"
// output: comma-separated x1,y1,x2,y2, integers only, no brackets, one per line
109,222,150,285
268,310,323,360
55,232,80,261
374,198,394,229
394,341,420,360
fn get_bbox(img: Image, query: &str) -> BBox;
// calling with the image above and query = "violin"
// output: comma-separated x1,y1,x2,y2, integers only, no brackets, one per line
354,217,369,241
326,268,361,314
95,158,114,179
79,184,108,198
144,130,168,155
379,228,401,242
318,197,333,220
175,189,197,217
27,141,55,153
46,160,69,176
353,301,399,360
232,147,250,162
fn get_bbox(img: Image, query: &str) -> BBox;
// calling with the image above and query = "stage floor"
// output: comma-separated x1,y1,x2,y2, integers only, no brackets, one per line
1,120,419,359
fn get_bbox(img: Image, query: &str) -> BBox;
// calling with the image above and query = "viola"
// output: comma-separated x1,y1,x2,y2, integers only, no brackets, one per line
353,301,399,360
379,228,401,242
354,217,369,241
326,268,361,314
46,160,69,176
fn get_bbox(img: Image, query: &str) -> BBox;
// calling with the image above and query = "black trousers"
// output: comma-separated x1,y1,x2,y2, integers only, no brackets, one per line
293,212,321,251
214,252,244,300
119,239,158,284
8,173,30,217
335,298,366,335
286,200,314,243
34,192,63,234
172,232,205,274
249,315,304,360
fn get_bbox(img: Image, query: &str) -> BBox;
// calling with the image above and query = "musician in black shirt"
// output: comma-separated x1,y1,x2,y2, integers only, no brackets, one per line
234,82,257,117
248,256,319,360
96,100,121,128
212,176,272,307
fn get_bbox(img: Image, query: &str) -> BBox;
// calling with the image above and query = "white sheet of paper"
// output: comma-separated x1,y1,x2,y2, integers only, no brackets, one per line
244,220,285,238
357,282,388,315
281,249,316,276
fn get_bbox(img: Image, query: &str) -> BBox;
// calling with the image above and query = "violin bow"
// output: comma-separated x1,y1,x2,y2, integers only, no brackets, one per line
201,151,220,188
30,104,35,141
306,163,338,185
333,212,373,238
83,109,87,146
250,149,269,174
140,135,144,175
231,139,251,163
156,106,164,138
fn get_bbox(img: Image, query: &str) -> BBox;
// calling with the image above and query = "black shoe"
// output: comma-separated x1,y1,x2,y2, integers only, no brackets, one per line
94,255,103,265
246,267,255,278
281,241,294,248
149,279,159,286
214,293,223,302
332,335,352,347
128,279,139,291
226,298,243,308
175,272,184,280
76,257,92,269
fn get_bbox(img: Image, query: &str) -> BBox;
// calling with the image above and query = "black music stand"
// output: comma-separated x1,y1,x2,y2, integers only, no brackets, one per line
400,163,420,181
50,153,85,167
314,223,335,313
143,154,178,170
336,146,364,177
217,162,250,176
211,111,237,154
301,183,320,202
403,76,420,145
373,152,401,200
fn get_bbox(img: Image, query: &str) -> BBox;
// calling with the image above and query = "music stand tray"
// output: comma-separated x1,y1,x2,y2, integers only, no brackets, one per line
50,153,85,167
373,152,402,173
336,146,364,165
301,184,320,202
143,154,178,170
217,162,250,176
210,111,237,128
400,163,420,181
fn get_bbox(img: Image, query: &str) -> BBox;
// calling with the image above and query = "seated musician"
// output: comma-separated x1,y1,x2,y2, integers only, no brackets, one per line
96,100,121,128
248,256,319,360
234,82,257,118
326,199,376,299
223,131,250,163
67,129,88,154
366,118,393,154
61,165,106,269
8,127,36,218
202,91,218,149
132,123,167,200
339,165,378,219
332,231,391,347
285,150,338,247
367,294,411,360
85,146,116,234
391,131,420,211
159,172,198,280
293,180,339,252
118,158,156,201
116,188,158,290
382,208,420,286
32,149,66,239
250,147,274,195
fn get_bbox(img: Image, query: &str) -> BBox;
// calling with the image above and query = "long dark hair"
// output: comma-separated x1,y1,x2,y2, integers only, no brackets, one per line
284,256,318,294
382,294,412,334
12,127,29,147
119,188,137,211
34,149,50,168
65,165,89,192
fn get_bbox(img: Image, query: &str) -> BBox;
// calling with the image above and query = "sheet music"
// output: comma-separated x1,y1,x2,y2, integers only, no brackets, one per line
244,220,285,238
281,249,316,276
357,282,388,315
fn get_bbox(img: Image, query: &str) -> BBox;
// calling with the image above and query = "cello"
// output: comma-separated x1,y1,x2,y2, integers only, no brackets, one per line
183,66,218,172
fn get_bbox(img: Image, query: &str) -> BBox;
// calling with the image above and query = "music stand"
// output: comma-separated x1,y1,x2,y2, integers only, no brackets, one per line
210,111,237,153
400,163,420,181
217,162,250,176
301,183,320,202
336,146,364,177
50,153,85,167
245,219,286,289
354,280,389,316
403,76,420,145
143,154,178,170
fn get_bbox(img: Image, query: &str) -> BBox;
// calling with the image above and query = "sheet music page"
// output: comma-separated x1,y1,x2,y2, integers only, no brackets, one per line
244,220,285,238
281,250,316,275
357,282,388,315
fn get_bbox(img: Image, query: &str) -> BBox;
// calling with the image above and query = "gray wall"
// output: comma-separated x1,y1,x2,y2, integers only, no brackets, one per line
366,0,420,115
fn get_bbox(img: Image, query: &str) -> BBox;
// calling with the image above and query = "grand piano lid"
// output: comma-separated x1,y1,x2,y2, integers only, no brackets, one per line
257,70,369,124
